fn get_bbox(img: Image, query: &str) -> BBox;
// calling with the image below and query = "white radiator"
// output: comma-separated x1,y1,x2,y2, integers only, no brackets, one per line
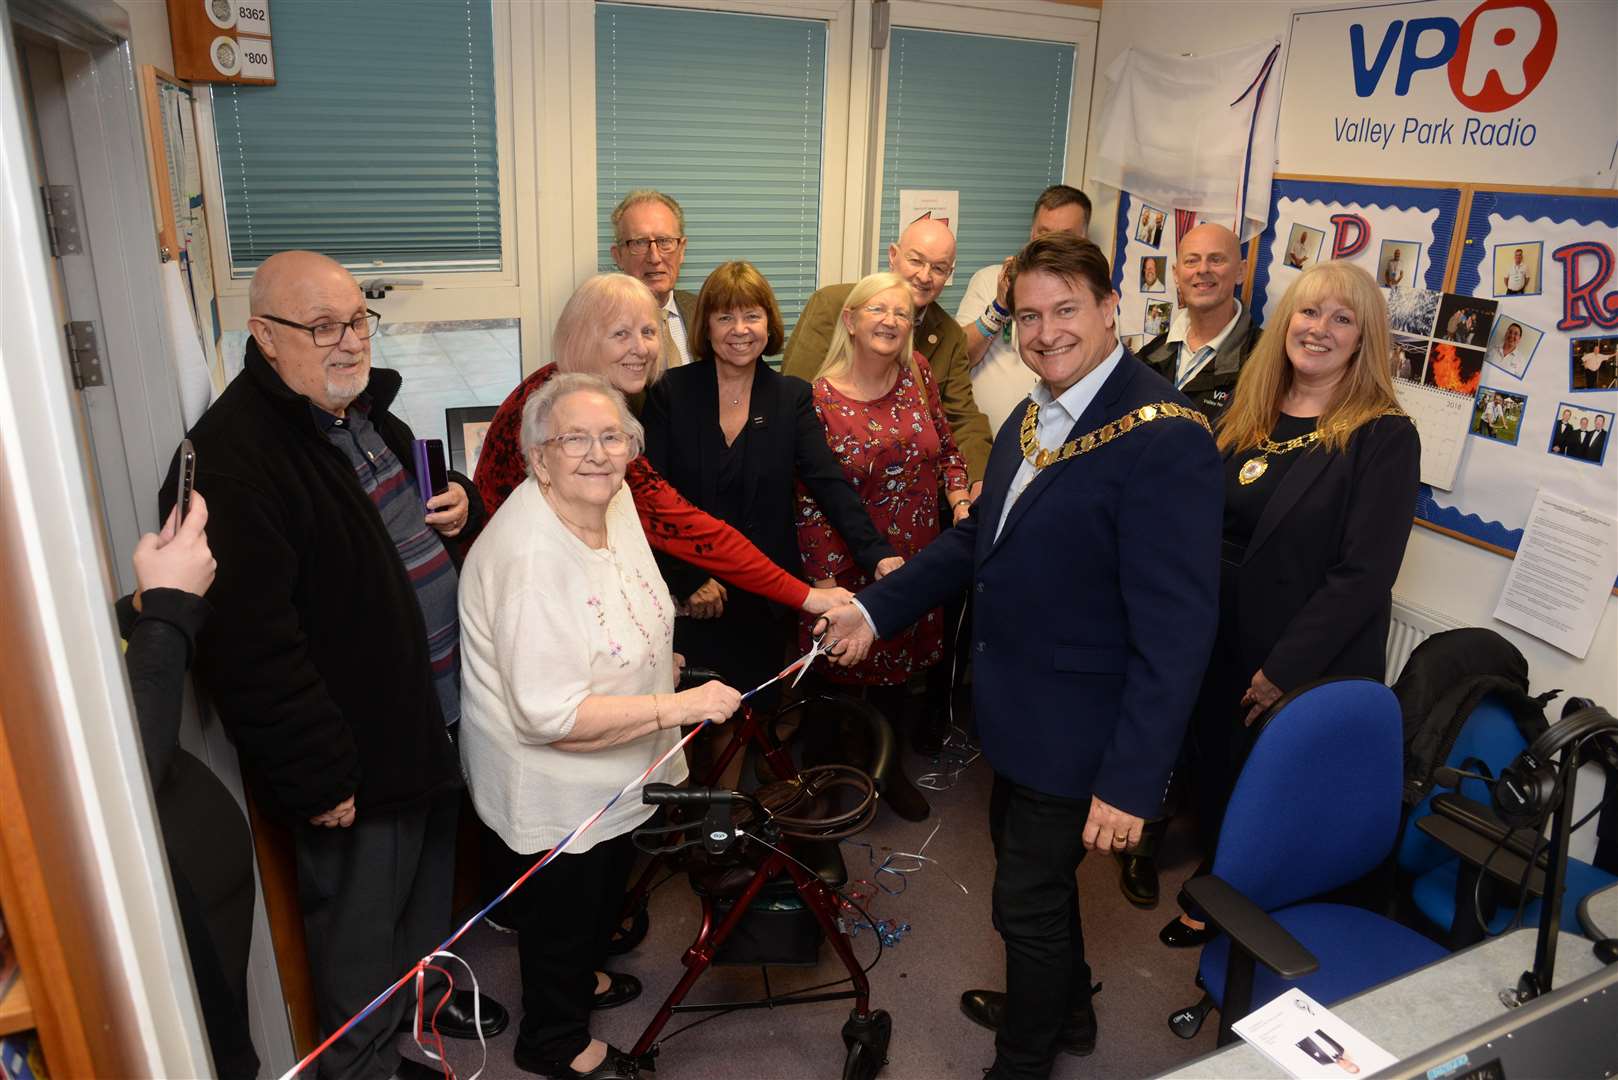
1385,596,1464,684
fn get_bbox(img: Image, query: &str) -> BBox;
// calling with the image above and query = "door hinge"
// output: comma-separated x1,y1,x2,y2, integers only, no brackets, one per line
41,185,83,256
64,321,105,389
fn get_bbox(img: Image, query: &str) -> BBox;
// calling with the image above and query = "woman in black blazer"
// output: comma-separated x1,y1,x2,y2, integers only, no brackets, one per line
1161,260,1421,947
641,261,900,700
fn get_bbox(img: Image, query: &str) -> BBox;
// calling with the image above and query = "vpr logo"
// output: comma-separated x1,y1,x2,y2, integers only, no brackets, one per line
1350,0,1557,112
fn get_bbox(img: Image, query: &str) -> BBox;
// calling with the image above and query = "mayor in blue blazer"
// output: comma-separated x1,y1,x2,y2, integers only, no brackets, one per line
818,235,1223,1079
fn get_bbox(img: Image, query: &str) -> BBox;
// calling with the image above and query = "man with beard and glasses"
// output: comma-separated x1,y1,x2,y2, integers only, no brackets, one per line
161,250,507,1080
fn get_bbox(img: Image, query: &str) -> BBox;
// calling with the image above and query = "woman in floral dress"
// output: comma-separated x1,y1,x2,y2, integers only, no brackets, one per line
795,272,970,817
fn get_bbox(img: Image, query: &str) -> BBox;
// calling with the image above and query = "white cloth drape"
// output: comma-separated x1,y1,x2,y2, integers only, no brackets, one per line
161,260,214,426
1091,39,1283,241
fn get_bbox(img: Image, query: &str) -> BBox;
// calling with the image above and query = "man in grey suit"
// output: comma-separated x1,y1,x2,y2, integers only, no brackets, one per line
610,189,697,369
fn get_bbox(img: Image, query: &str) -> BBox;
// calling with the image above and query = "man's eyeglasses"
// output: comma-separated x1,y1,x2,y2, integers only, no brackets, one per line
860,305,914,325
617,236,684,256
545,431,636,458
261,310,382,347
900,250,954,281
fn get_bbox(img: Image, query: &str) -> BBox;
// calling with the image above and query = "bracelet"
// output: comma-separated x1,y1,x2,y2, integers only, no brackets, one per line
990,298,1010,317
653,693,663,729
974,317,999,340
981,305,1007,332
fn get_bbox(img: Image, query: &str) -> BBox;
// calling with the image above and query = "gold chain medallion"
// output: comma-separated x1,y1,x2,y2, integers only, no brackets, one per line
1019,401,1211,470
1235,429,1323,486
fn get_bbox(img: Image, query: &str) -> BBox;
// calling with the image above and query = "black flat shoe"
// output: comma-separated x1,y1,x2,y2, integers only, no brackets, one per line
398,989,509,1039
592,970,642,1010
1159,916,1217,949
959,988,1097,1056
1115,851,1159,908
514,1043,641,1080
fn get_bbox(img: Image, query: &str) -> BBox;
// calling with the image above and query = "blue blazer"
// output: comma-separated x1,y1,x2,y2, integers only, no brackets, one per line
858,354,1223,814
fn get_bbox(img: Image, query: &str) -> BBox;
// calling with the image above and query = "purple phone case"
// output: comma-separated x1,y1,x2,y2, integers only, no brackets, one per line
412,439,446,504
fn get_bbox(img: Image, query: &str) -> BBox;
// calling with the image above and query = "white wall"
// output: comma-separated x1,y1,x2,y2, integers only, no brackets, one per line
1088,0,1617,858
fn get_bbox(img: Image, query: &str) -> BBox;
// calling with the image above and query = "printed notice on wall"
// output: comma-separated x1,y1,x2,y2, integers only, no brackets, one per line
1493,490,1618,659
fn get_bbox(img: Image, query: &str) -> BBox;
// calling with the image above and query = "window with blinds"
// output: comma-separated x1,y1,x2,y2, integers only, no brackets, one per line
213,1,501,276
878,28,1075,314
596,3,826,337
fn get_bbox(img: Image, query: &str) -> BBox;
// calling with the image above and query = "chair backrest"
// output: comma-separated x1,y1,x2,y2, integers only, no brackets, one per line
1397,694,1530,875
1212,678,1404,912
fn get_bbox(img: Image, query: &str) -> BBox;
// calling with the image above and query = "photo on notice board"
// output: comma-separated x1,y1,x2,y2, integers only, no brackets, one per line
1143,299,1173,337
1492,241,1543,298
1483,316,1543,380
1283,223,1324,270
1392,334,1431,383
1121,333,1145,354
1548,401,1612,466
1570,335,1618,391
1135,203,1166,248
1140,256,1167,294
1424,342,1485,395
1386,286,1441,337
1470,386,1526,446
1433,294,1497,348
1377,240,1420,289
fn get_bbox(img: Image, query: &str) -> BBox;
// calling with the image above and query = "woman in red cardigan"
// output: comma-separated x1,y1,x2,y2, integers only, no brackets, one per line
474,273,848,617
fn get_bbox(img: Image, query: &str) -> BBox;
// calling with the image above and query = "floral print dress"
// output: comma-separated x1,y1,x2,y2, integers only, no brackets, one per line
796,356,967,686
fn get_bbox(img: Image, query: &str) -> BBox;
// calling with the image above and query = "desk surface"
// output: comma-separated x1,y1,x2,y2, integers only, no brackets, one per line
1580,880,1617,941
1154,928,1604,1078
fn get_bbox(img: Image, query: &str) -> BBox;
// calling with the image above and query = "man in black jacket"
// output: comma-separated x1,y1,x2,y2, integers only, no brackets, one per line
162,251,505,1079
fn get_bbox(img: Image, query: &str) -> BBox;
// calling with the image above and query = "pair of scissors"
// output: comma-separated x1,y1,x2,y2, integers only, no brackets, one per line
792,628,834,688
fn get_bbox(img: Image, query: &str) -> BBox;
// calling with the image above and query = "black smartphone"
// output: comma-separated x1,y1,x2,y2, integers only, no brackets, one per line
412,438,448,504
175,438,197,524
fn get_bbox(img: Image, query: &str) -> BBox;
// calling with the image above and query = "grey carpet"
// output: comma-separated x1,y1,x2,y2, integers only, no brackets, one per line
403,745,1221,1078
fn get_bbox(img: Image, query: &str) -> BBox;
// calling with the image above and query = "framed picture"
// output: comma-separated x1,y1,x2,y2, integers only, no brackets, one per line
446,405,499,476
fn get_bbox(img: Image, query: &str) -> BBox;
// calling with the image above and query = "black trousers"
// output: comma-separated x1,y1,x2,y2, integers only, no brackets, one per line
293,790,459,1080
483,825,638,1066
987,774,1094,1080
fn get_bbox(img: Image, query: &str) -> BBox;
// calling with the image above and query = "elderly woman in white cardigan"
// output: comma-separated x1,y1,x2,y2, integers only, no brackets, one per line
459,372,741,1080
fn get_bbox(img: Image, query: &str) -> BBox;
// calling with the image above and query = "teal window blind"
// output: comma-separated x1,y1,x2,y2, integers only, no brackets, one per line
596,3,826,335
213,1,500,276
879,28,1074,314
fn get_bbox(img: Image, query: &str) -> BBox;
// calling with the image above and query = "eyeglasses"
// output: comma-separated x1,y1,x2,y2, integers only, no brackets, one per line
261,310,382,347
544,430,636,458
900,250,954,281
617,236,684,256
860,305,914,325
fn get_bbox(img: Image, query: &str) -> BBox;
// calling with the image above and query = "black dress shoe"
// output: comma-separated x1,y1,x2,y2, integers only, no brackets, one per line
393,1059,448,1080
959,989,1096,1056
513,1042,640,1079
1159,916,1218,948
592,970,642,1010
879,765,931,821
398,989,510,1040
1116,851,1159,908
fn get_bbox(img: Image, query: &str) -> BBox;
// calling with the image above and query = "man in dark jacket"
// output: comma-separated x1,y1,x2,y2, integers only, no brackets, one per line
161,251,505,1079
1135,223,1259,425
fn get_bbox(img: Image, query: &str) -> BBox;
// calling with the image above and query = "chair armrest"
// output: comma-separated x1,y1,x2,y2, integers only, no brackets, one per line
1183,875,1320,979
1416,813,1545,896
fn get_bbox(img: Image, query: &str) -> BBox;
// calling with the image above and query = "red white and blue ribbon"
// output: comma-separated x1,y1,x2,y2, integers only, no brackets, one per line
276,643,828,1079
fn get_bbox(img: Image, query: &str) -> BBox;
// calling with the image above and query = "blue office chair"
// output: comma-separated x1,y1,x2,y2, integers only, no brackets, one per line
1399,694,1616,946
1172,678,1448,1045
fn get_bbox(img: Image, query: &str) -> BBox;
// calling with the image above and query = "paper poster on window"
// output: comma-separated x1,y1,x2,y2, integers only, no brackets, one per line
898,190,958,236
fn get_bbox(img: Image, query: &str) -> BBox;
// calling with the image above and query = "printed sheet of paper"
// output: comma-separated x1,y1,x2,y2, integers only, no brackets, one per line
1232,989,1397,1079
1493,490,1618,659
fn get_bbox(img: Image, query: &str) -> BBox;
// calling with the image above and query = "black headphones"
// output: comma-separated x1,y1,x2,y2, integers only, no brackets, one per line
1492,699,1618,829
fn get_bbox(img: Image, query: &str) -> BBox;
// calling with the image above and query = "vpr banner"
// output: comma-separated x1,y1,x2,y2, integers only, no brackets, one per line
1277,0,1617,186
